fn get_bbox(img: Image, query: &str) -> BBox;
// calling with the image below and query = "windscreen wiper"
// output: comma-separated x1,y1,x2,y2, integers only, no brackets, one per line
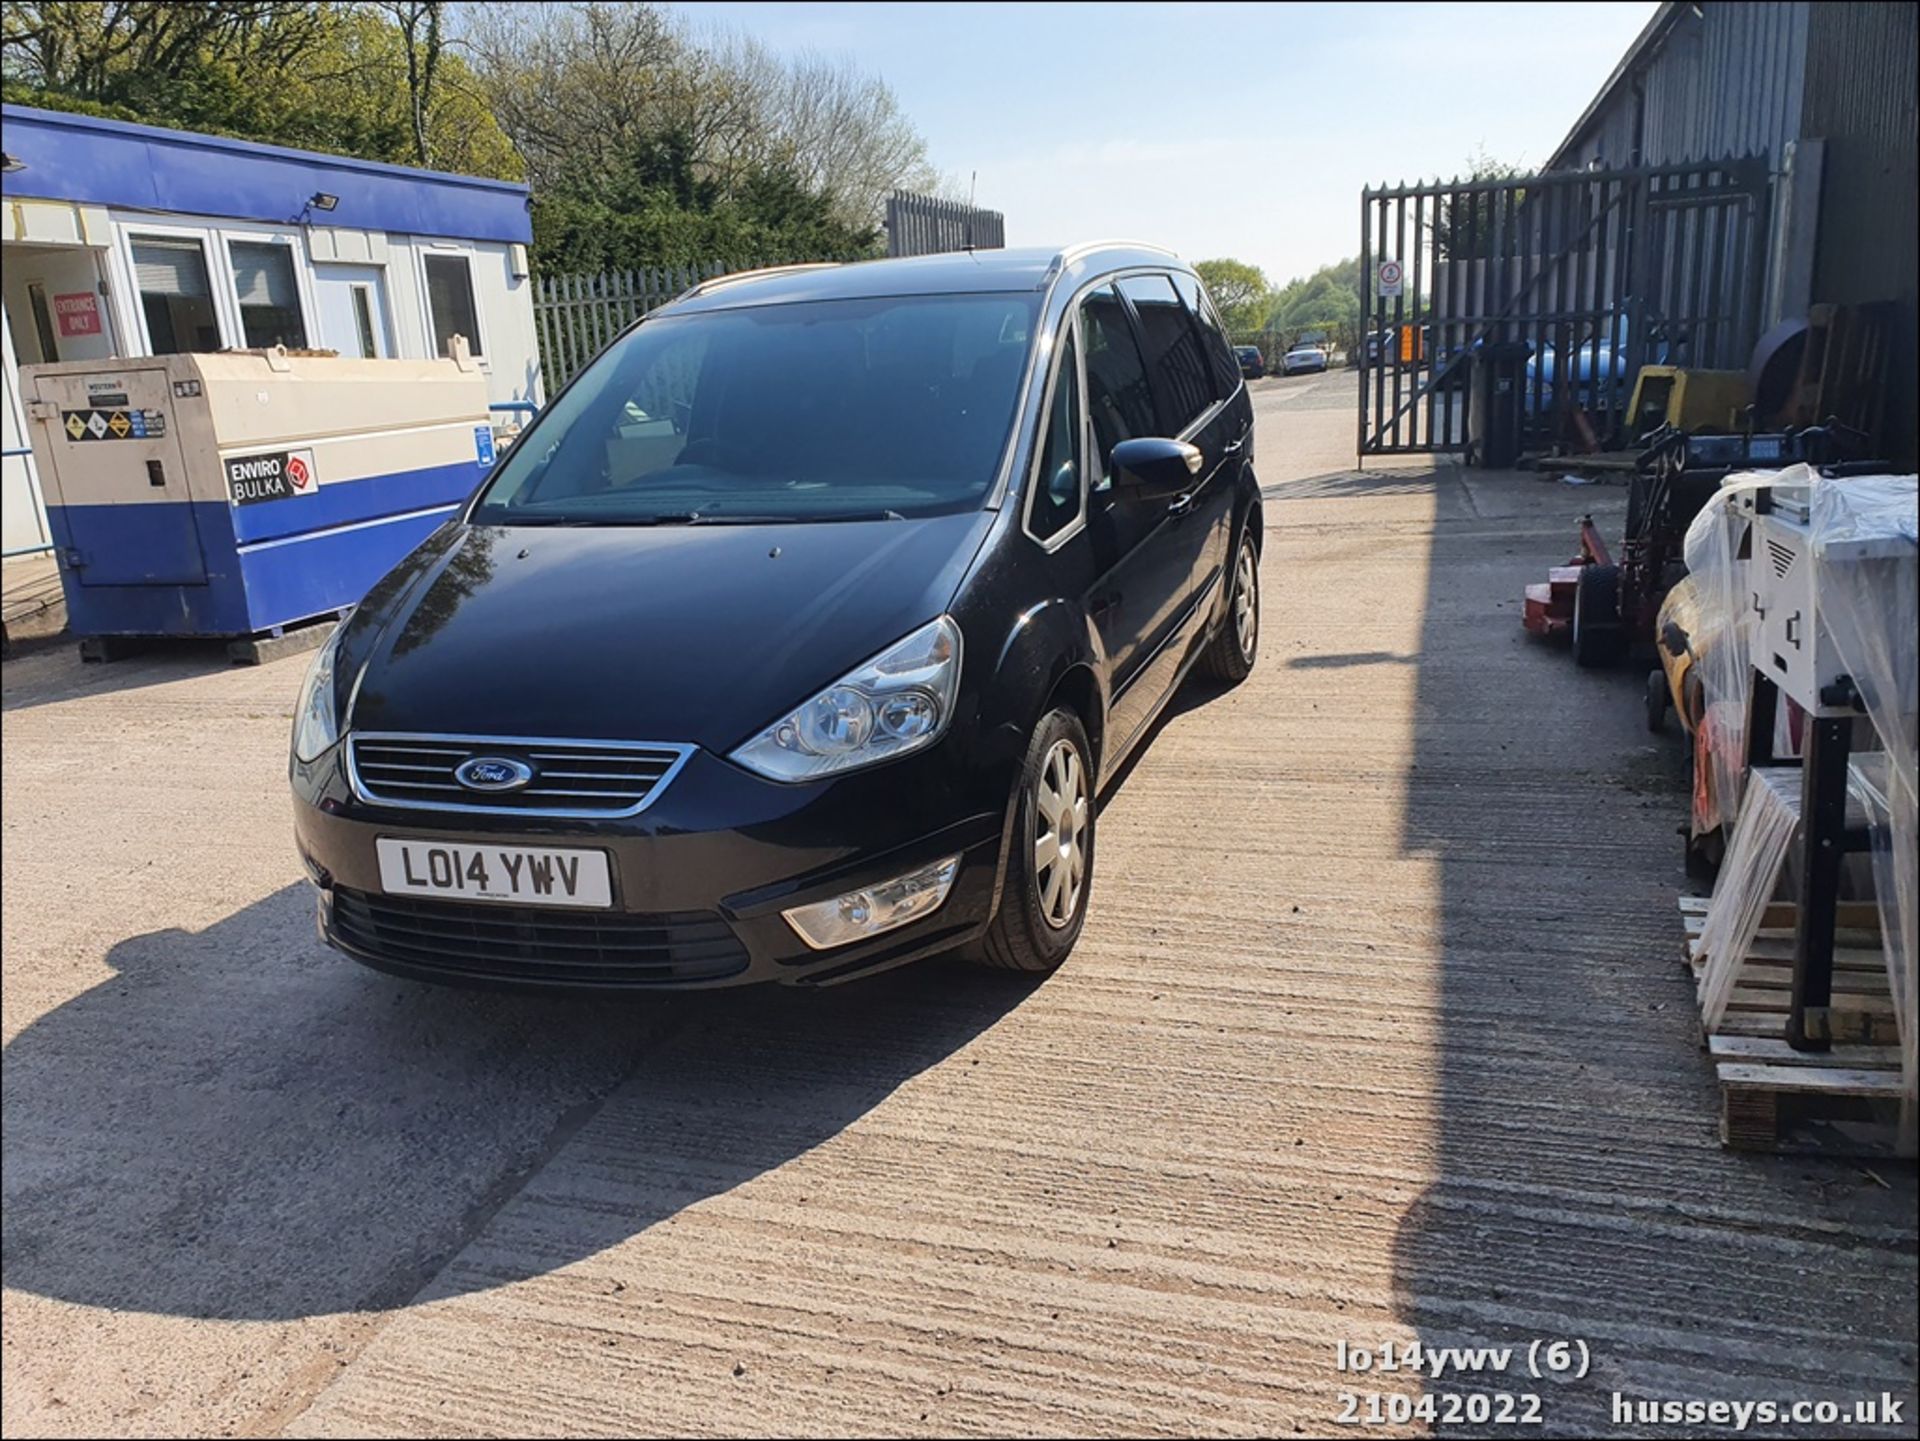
496,509,908,527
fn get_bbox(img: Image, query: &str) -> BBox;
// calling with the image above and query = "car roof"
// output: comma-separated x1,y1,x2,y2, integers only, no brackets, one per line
658,242,1189,316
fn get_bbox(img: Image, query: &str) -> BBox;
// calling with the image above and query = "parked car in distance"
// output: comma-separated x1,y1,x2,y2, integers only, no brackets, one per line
1280,340,1330,375
1235,345,1265,379
290,244,1264,992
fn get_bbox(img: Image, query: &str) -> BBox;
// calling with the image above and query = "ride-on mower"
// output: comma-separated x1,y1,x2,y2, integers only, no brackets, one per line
1522,422,1878,668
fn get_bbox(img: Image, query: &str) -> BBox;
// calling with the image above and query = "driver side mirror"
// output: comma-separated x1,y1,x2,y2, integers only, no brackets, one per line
1110,437,1202,499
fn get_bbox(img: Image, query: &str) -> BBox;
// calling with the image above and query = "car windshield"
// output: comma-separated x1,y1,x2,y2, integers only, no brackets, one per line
473,292,1039,525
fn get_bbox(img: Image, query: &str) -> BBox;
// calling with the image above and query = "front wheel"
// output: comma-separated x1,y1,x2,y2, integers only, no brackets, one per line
1200,532,1261,683
969,708,1095,973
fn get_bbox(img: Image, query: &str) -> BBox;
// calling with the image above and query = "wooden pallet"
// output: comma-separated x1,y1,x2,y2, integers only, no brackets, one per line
1712,1036,1909,1155
1677,896,1895,1043
1678,898,1910,1155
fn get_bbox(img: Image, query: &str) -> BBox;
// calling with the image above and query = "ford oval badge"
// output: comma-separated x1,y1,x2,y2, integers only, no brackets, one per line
455,756,534,792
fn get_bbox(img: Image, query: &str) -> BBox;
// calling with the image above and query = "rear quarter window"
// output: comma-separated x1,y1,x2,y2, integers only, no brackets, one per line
1173,271,1244,400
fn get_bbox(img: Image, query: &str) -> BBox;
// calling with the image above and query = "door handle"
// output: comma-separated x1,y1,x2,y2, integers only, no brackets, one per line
1167,491,1197,517
146,459,167,488
1223,437,1244,455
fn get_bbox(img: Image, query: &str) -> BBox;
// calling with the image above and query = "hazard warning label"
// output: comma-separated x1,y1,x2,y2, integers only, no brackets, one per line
61,409,167,441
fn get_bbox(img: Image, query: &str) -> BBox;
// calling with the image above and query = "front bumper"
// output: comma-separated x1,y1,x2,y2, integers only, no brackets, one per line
293,737,1011,990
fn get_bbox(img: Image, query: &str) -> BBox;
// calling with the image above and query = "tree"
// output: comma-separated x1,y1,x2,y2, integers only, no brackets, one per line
1,0,927,271
698,31,936,229
1194,258,1272,334
457,2,934,233
1,2,329,101
1,1,519,179
1266,256,1362,351
372,0,442,168
455,1,688,193
1434,149,1528,260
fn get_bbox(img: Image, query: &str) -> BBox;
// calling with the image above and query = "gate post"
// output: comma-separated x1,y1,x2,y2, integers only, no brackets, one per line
1357,185,1370,469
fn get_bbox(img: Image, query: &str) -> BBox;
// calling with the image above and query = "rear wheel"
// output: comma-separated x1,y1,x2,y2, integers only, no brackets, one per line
1201,532,1260,683
1571,563,1626,668
970,708,1094,973
1645,668,1669,733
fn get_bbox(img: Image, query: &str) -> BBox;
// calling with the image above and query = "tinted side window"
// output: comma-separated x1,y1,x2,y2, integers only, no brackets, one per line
1080,285,1159,483
1173,270,1243,399
1028,325,1083,542
1119,273,1214,432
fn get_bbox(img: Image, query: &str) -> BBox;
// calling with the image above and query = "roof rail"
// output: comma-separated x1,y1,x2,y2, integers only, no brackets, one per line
1050,239,1182,271
672,261,844,305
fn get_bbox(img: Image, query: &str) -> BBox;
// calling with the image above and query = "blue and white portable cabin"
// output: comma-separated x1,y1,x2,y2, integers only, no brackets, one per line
0,104,543,635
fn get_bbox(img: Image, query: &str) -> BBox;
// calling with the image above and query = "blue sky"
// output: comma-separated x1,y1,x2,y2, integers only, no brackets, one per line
674,1,1660,286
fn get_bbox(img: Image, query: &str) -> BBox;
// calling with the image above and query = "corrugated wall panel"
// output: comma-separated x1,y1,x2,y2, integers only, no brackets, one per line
1636,2,1808,165
1803,1,1919,468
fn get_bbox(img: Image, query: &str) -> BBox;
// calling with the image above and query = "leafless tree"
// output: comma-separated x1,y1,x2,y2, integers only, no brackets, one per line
456,1,935,224
458,2,687,189
701,30,936,228
371,0,444,168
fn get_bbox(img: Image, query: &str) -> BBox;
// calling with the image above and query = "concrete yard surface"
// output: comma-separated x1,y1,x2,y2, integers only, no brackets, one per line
4,369,1914,1437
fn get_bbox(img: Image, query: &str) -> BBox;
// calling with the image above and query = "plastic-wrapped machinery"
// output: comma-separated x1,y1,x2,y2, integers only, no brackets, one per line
1689,469,1917,1125
1679,468,1795,835
1809,475,1918,1128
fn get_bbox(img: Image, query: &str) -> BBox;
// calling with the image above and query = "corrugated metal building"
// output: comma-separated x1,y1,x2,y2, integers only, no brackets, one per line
1549,1,1917,467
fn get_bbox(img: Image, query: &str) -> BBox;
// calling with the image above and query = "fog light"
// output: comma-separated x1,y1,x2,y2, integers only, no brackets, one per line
782,855,961,951
299,850,332,888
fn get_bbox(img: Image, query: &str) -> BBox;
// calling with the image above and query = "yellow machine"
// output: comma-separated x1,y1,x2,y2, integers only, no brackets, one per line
1628,366,1751,437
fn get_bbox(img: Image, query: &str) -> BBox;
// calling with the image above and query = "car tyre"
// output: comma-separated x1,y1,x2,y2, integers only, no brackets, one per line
1201,531,1261,683
970,708,1095,973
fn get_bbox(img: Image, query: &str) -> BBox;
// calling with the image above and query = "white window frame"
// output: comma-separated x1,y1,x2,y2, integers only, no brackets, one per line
220,227,320,352
114,220,233,356
415,243,490,367
1022,308,1089,552
349,281,384,359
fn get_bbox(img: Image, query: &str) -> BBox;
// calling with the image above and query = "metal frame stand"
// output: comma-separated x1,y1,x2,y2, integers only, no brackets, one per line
1741,670,1871,1051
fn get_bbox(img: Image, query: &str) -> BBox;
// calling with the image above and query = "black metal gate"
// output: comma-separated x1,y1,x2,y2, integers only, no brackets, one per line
1357,156,1772,457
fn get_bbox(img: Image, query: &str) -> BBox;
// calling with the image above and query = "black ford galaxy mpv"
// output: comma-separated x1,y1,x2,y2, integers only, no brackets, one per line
291,243,1262,989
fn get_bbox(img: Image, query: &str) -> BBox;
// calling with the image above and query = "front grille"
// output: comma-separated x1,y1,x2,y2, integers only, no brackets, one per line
348,733,692,816
330,887,749,986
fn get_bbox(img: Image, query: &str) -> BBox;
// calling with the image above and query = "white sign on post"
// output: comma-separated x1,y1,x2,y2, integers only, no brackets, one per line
1376,259,1404,298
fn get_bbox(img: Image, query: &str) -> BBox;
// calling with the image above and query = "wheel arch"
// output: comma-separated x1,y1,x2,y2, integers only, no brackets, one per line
977,595,1109,786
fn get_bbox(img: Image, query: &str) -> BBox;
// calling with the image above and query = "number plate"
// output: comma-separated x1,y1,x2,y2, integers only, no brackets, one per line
375,838,613,908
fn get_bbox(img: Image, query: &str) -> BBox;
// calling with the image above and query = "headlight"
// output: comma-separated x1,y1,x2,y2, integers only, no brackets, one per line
291,627,344,763
731,616,961,782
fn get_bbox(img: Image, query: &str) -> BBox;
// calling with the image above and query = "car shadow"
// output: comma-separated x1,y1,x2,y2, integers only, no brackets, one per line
1286,649,1417,669
1263,469,1447,502
1,883,1040,1321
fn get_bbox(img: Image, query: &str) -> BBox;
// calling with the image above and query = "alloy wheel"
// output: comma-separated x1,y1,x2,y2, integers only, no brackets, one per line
1033,738,1089,929
1234,541,1259,660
